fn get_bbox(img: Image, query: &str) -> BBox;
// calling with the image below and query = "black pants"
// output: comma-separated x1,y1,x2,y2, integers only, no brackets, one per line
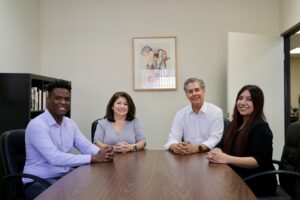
24,177,60,200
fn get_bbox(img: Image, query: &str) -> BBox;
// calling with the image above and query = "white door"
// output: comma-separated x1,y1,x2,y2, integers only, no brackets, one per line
227,32,284,160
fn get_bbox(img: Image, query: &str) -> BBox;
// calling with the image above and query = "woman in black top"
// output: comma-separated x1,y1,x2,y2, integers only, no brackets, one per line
207,85,277,197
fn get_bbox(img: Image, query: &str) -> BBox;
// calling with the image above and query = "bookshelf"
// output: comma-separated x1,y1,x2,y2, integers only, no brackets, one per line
0,73,71,134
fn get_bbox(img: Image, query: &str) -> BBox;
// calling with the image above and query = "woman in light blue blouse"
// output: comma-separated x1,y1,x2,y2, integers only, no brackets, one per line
94,92,146,153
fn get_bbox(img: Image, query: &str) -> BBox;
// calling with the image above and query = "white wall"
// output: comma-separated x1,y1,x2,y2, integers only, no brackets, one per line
0,0,298,158
228,32,284,160
279,0,300,33
39,0,280,149
0,0,40,73
291,57,300,109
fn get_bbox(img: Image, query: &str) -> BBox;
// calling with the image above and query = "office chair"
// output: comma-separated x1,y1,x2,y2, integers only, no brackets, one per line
215,118,231,148
0,129,51,200
91,118,102,143
223,118,230,135
244,121,300,200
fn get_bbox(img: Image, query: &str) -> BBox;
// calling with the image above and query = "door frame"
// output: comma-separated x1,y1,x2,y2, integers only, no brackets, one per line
281,22,300,133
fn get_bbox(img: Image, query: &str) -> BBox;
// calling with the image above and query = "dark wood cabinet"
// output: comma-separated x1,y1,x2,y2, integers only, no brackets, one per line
0,73,71,134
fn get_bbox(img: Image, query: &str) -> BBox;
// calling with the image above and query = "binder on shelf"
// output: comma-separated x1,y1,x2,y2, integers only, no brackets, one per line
35,87,39,111
31,87,44,111
38,89,42,111
43,91,47,110
31,87,38,111
31,87,35,111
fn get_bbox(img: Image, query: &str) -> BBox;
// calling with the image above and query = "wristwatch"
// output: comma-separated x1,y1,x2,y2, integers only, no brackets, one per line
198,145,203,153
132,144,137,152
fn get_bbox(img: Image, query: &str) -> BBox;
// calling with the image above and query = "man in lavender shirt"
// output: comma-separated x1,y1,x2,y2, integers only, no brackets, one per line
23,80,114,199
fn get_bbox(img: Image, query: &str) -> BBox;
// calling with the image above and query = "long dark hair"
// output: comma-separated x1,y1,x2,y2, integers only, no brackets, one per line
104,91,136,122
223,85,266,155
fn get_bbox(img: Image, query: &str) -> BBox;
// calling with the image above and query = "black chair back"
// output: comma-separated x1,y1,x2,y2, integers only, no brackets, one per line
0,129,26,199
223,118,230,135
91,118,102,143
279,121,300,199
215,118,231,148
0,129,26,175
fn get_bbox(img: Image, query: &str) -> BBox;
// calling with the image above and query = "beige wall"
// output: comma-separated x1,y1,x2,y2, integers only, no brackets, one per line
291,57,300,109
0,0,40,73
279,0,300,33
3,0,299,155
39,0,279,150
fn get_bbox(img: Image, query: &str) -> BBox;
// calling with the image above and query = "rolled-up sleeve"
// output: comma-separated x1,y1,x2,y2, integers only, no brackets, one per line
202,109,224,149
164,112,183,150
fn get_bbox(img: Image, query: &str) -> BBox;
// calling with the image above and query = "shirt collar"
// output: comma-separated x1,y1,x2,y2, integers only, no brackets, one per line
188,102,208,115
45,109,66,126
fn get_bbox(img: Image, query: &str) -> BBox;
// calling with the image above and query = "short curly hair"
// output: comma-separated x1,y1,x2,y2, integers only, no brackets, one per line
47,80,72,96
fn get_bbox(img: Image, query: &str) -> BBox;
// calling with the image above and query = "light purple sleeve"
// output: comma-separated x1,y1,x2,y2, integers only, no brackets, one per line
27,122,92,167
72,120,100,154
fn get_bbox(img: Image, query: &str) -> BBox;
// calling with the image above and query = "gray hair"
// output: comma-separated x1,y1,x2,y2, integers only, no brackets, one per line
183,78,205,92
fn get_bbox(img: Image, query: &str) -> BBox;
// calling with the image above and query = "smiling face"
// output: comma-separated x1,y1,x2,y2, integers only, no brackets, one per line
46,88,70,124
236,90,254,121
112,96,129,118
185,81,205,111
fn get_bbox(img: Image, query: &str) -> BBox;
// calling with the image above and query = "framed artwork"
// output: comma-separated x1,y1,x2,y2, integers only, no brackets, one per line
132,36,177,91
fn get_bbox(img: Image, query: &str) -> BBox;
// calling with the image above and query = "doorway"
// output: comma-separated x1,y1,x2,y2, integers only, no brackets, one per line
281,22,300,132
290,33,300,123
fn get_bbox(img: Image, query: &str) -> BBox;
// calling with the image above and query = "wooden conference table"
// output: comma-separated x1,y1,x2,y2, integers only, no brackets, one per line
35,150,256,200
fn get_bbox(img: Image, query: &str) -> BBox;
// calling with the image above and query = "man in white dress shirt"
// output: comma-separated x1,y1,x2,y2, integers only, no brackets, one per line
164,78,224,154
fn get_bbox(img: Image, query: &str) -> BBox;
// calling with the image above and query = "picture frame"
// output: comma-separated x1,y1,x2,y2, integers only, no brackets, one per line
132,36,177,91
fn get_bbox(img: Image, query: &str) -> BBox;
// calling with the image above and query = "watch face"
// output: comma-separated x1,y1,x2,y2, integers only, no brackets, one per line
133,145,137,152
198,145,202,152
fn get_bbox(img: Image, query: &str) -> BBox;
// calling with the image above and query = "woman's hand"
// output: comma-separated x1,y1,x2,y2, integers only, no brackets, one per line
114,142,132,153
95,141,111,150
207,148,229,164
